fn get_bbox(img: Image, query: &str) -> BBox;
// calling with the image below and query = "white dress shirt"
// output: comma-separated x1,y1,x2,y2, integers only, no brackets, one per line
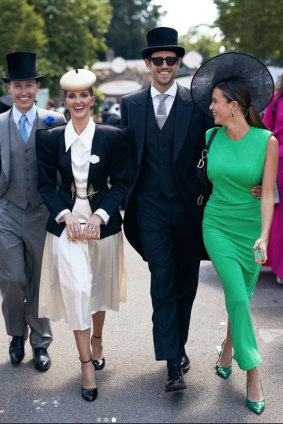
151,81,177,117
56,119,109,224
13,103,37,136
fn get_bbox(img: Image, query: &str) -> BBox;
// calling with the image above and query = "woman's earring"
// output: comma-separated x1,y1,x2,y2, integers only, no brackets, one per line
232,110,235,118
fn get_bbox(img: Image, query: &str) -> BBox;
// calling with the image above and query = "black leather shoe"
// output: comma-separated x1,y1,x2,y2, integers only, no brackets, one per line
82,387,98,402
33,348,51,372
165,364,187,392
9,336,25,365
93,357,105,371
181,353,191,374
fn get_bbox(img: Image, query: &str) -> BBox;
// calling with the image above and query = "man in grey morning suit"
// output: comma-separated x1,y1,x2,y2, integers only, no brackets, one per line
0,52,65,371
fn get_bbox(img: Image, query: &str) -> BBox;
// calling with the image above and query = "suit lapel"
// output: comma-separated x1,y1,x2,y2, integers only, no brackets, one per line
0,110,12,181
173,84,193,162
131,87,150,166
57,128,73,189
37,108,49,129
86,124,102,191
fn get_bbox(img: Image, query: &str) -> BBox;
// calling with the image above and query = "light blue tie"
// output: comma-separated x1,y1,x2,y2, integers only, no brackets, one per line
19,114,28,144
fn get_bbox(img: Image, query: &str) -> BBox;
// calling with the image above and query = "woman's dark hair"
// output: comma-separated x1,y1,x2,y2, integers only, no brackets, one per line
216,78,268,129
63,87,94,98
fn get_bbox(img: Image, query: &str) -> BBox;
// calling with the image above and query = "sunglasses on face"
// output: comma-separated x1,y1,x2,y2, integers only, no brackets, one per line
149,56,179,66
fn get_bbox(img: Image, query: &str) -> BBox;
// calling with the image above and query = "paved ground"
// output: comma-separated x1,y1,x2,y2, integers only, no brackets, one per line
0,236,283,423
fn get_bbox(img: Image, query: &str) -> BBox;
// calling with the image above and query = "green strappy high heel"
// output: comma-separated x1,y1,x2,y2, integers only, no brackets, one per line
215,340,232,379
246,380,265,415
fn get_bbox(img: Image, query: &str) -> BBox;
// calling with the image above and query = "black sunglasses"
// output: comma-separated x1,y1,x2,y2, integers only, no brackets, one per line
149,56,179,66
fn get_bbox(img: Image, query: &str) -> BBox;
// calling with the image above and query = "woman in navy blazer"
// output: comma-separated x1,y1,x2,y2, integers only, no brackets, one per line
36,69,131,402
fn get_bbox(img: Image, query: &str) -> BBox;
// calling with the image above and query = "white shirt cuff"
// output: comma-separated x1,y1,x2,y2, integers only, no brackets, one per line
55,209,71,223
94,208,110,225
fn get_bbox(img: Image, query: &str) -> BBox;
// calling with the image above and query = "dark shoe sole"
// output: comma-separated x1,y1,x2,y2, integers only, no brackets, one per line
34,361,51,372
165,383,187,392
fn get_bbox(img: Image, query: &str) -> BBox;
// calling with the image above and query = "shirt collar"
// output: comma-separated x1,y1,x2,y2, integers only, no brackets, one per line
151,81,177,99
13,103,37,125
65,118,96,152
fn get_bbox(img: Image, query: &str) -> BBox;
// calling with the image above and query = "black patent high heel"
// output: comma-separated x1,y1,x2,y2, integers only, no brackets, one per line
79,357,98,402
91,335,105,371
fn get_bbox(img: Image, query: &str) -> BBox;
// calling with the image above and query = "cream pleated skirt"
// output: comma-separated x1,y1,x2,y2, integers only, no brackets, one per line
38,228,127,330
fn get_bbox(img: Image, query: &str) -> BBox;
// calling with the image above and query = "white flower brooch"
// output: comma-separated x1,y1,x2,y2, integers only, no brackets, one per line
89,154,100,164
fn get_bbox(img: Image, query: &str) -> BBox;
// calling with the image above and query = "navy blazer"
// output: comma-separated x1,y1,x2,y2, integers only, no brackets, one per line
36,122,131,238
120,84,214,258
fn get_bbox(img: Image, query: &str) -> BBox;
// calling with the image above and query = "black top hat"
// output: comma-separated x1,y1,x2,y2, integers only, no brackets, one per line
1,52,44,83
142,27,185,59
190,52,274,117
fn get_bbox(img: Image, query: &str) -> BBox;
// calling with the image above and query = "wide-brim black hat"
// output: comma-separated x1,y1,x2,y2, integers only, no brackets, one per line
190,52,274,117
142,27,185,59
2,52,44,83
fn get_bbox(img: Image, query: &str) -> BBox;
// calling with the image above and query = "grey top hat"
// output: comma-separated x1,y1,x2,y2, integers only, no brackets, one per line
190,52,274,117
2,52,44,83
142,27,185,59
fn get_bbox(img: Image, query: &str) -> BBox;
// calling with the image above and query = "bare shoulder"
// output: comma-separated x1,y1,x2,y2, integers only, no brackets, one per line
267,134,278,146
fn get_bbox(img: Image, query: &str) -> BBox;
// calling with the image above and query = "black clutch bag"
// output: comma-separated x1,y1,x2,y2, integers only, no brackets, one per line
196,127,219,206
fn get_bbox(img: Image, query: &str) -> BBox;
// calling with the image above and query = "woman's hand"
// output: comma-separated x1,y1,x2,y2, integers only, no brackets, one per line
63,212,83,239
83,214,103,239
250,185,262,199
252,237,268,264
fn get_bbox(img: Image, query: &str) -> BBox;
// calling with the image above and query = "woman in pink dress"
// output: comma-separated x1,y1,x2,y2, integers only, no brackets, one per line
263,74,283,284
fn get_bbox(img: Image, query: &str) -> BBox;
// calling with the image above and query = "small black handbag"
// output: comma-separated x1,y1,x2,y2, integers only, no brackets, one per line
196,127,219,206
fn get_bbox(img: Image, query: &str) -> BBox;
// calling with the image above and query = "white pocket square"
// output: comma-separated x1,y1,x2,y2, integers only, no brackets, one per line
89,154,100,164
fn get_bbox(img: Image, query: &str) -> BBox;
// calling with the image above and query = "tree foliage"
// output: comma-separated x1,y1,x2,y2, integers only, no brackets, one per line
180,27,222,64
0,0,46,93
104,0,165,59
214,0,283,63
28,0,112,93
0,0,112,95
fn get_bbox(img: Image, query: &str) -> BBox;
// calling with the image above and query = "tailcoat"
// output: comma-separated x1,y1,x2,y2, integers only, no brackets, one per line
121,84,213,360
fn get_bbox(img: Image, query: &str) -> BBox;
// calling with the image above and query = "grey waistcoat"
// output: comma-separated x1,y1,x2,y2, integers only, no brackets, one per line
3,114,42,209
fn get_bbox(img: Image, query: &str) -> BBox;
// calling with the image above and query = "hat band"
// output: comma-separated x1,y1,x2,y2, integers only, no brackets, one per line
4,72,42,80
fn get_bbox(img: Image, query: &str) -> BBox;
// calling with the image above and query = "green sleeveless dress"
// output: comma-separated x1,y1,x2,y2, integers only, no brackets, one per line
203,126,272,371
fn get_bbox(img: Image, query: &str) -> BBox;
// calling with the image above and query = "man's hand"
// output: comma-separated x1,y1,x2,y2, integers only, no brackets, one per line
251,185,262,199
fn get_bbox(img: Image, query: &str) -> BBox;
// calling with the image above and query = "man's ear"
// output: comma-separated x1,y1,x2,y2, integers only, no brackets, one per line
144,59,151,71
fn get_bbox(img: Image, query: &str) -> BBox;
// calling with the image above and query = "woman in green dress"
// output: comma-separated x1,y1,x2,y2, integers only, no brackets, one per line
191,52,278,415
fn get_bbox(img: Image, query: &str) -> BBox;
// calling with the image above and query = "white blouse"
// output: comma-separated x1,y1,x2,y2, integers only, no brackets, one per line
56,119,109,224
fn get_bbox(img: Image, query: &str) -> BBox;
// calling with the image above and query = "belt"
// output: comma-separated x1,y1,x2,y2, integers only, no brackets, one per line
76,191,99,200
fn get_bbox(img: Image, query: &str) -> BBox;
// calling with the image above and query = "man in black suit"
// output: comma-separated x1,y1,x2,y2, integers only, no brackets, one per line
120,27,213,392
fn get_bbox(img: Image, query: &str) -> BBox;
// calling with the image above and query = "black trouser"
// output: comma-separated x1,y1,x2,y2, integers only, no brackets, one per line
135,191,201,361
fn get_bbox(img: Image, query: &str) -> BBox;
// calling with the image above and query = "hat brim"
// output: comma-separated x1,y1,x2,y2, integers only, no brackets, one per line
142,45,185,59
1,75,44,83
190,52,274,117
